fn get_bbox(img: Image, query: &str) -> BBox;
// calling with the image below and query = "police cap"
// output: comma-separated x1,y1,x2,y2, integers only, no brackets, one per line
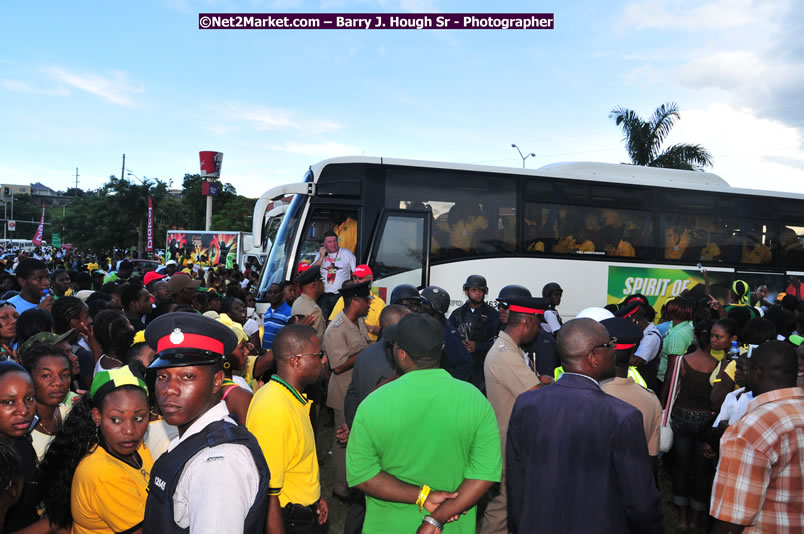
339,280,373,299
505,296,549,316
601,317,643,350
294,266,323,286
146,312,238,369
614,302,641,319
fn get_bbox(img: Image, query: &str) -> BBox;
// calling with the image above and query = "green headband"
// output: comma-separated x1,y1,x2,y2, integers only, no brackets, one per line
90,366,148,404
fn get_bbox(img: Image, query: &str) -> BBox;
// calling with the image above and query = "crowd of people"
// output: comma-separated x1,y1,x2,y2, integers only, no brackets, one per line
0,239,802,534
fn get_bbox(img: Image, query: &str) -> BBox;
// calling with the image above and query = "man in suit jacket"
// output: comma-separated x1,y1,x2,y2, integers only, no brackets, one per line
506,318,664,534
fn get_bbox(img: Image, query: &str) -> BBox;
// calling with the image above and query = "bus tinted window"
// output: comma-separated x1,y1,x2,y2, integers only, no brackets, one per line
780,223,804,267
373,215,424,279
660,214,774,265
386,168,516,259
525,203,654,258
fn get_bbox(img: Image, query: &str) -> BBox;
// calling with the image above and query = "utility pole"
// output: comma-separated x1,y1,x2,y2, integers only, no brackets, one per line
74,167,79,195
121,154,126,182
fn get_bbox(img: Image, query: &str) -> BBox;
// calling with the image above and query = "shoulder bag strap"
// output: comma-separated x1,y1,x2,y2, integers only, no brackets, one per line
662,355,684,426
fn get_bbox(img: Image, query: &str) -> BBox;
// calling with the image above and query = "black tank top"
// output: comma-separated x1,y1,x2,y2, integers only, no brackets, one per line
675,358,713,412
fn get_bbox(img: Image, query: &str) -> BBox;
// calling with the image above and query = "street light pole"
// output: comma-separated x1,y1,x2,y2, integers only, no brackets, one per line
511,143,536,168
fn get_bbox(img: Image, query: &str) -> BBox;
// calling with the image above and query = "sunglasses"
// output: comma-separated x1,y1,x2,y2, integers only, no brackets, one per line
591,337,618,351
291,351,325,360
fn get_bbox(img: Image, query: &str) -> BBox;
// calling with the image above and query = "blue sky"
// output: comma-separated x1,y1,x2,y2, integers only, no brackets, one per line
2,0,802,198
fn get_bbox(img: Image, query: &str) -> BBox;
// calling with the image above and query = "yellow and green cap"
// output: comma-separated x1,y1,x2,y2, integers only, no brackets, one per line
90,365,148,404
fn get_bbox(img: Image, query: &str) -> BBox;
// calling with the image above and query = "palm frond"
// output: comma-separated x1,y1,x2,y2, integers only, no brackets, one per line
610,107,652,165
647,102,681,161
650,143,713,170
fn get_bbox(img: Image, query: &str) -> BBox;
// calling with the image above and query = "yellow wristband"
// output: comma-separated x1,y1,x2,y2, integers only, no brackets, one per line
416,485,431,512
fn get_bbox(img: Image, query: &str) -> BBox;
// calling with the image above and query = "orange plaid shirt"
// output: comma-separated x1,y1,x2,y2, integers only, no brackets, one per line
710,386,804,533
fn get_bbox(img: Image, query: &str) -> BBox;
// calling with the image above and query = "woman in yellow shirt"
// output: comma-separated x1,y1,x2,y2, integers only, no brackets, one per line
39,365,152,534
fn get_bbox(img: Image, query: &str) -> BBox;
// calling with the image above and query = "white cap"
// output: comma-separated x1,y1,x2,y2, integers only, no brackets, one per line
165,260,178,266
575,307,615,322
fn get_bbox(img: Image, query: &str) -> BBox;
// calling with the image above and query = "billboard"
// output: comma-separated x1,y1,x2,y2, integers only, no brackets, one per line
607,265,734,316
167,231,239,268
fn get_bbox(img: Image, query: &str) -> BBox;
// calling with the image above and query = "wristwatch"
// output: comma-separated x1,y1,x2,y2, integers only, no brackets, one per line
422,515,444,531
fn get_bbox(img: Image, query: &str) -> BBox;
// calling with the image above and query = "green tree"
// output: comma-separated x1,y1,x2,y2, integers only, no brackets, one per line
609,102,713,170
175,174,253,232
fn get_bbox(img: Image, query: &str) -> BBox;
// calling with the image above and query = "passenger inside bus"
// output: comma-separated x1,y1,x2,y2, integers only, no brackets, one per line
604,224,636,257
331,210,357,253
664,215,692,260
741,229,772,265
447,202,488,254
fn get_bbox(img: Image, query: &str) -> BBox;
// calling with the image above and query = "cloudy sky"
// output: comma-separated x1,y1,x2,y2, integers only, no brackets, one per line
2,0,802,197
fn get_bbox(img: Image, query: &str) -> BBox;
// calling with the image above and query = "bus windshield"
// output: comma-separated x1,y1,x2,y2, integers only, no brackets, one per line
256,188,306,300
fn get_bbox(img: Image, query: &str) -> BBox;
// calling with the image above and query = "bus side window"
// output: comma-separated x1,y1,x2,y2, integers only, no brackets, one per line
373,215,425,279
780,224,804,266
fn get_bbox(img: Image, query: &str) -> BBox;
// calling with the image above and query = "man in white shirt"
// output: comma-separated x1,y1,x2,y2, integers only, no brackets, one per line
143,312,270,534
311,231,355,319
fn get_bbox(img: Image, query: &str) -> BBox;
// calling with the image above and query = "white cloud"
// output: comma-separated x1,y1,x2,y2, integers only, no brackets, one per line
268,141,360,157
663,102,804,193
621,0,772,31
43,67,144,107
676,51,763,90
1,79,69,96
223,103,341,133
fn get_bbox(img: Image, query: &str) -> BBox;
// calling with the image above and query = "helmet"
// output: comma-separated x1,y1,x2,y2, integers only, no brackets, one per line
497,284,531,301
390,284,422,305
575,307,615,322
420,286,451,314
463,275,488,293
542,282,562,298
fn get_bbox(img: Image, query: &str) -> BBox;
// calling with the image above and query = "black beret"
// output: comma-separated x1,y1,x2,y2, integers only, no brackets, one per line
145,312,238,369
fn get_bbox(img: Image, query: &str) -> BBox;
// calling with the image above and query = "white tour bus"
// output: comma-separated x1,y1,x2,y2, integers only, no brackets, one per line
252,157,804,317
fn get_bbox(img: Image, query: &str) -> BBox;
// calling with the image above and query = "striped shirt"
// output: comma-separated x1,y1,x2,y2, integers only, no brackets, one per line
710,386,804,533
262,301,291,350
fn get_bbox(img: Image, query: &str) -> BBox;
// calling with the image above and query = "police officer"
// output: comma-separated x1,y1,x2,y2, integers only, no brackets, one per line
448,275,500,391
481,296,549,534
420,286,474,383
322,281,371,500
143,312,270,534
497,285,560,380
600,317,662,461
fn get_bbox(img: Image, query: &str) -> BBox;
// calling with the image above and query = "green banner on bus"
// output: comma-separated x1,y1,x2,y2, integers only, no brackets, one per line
607,265,732,315
52,233,61,247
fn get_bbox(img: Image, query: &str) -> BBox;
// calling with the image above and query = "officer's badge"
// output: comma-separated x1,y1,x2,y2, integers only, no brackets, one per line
170,328,185,345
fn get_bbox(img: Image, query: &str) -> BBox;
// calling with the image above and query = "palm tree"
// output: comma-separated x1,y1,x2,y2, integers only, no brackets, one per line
609,102,713,171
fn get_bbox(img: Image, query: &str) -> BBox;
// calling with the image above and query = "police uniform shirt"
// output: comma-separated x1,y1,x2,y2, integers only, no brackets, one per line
290,293,326,339
484,331,539,450
635,323,662,363
323,311,370,412
165,401,260,533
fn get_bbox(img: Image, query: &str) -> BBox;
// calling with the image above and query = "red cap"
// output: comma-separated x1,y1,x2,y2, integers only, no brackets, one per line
297,263,311,273
143,272,166,286
354,264,373,277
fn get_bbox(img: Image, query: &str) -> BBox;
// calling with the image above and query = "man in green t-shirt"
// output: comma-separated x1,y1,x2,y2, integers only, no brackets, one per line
346,313,501,534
